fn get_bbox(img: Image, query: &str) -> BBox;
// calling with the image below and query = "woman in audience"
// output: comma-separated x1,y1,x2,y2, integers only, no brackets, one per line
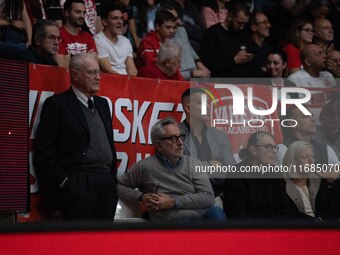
265,49,296,87
282,141,340,220
266,49,288,79
223,131,295,219
201,0,229,28
0,0,32,48
282,19,313,75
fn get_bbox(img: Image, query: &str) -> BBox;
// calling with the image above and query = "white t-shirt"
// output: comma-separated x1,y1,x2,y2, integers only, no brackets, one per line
94,32,133,75
288,70,337,124
288,69,336,88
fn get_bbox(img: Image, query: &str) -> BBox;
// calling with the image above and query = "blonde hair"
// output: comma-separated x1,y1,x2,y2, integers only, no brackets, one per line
282,141,313,178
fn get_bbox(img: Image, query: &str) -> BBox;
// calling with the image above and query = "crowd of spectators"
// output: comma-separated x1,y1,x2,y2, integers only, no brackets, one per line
1,0,339,82
1,0,340,222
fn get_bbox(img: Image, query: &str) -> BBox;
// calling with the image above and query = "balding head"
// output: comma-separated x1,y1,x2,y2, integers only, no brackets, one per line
313,18,334,43
69,53,101,98
300,44,327,71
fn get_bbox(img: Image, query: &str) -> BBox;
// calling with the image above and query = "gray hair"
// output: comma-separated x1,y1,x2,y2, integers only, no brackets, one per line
69,53,96,71
156,39,182,64
282,141,313,178
32,19,58,46
151,117,178,144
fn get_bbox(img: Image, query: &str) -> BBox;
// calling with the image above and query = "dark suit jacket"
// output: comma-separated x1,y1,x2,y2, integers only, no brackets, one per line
286,177,340,219
223,161,296,219
34,88,117,190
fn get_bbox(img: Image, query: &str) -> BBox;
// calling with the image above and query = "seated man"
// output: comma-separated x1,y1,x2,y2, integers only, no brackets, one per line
137,10,177,68
94,3,137,76
327,50,340,77
313,18,334,53
313,99,340,159
21,19,60,66
55,0,97,67
275,106,340,180
117,117,226,222
138,40,184,80
180,88,236,195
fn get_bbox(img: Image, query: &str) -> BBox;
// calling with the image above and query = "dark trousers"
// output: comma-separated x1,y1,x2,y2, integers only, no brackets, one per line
61,171,118,221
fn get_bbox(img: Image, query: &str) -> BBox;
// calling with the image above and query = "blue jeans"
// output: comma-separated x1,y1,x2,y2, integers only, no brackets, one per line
201,206,226,222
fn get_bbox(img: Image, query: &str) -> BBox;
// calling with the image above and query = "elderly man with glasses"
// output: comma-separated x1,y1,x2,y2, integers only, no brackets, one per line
21,19,60,66
117,117,226,222
34,53,118,221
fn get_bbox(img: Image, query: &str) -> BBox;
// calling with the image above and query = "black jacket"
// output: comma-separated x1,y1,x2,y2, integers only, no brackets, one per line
34,88,117,190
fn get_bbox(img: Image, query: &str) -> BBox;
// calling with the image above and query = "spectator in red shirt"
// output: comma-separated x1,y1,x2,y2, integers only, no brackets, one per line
282,19,313,75
137,9,177,68
55,0,97,67
138,39,184,81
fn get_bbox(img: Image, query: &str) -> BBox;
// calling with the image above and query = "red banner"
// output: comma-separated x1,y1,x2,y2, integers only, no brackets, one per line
22,64,289,221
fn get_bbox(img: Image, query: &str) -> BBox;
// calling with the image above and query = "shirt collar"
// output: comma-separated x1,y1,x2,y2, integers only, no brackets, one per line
72,86,94,108
156,153,182,171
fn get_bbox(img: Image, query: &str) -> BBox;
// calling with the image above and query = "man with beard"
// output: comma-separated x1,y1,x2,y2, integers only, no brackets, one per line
94,3,137,75
200,0,254,77
56,0,97,67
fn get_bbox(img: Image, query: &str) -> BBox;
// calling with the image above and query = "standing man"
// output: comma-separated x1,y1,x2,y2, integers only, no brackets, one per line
94,3,137,76
180,88,236,195
137,10,177,68
56,0,97,67
34,53,118,221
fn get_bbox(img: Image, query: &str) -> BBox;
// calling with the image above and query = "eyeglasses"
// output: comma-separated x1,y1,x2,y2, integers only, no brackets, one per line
159,134,186,143
254,144,279,152
299,28,314,33
41,35,61,42
85,70,101,78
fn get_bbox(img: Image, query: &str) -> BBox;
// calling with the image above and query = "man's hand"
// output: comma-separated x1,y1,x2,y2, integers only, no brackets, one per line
234,50,254,64
327,58,338,76
193,61,211,78
141,193,160,213
209,160,223,167
192,69,211,78
141,193,175,213
155,194,176,211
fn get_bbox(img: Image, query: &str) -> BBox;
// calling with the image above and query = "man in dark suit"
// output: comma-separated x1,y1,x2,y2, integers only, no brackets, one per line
179,88,236,196
34,53,118,221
